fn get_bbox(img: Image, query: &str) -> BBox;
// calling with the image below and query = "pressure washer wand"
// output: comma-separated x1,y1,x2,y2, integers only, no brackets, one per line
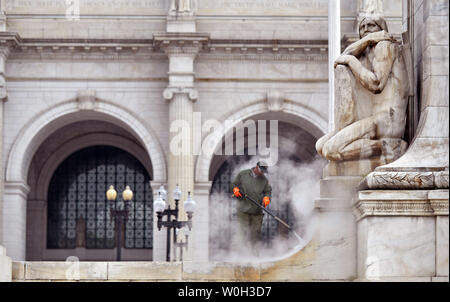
232,190,305,244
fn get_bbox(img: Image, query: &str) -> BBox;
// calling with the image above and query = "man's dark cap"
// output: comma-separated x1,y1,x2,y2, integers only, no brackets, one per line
257,161,269,173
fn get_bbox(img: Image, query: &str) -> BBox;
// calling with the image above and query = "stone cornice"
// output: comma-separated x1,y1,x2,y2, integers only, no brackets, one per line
2,31,328,62
153,32,210,55
353,190,449,221
0,32,21,59
201,39,328,61
8,38,162,60
353,199,435,221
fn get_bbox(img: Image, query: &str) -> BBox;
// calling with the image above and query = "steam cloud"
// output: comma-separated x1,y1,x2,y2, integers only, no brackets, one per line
209,156,326,263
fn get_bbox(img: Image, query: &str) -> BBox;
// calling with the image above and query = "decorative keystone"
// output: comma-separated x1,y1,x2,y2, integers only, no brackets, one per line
77,89,97,111
267,90,285,112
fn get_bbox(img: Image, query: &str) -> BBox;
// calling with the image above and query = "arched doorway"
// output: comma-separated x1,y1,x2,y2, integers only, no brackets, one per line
47,146,153,252
208,120,324,260
26,120,156,261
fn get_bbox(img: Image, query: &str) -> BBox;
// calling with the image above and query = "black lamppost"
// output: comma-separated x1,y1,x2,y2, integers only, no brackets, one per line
106,185,133,261
153,184,196,261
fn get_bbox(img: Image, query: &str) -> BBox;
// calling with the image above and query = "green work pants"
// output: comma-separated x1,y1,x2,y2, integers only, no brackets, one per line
232,211,264,253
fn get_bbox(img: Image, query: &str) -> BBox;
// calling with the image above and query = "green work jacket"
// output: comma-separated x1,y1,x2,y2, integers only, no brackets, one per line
230,169,272,215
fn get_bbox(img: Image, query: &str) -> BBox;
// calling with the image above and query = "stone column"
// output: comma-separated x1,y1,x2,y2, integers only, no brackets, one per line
164,86,197,262
328,0,341,132
153,32,209,261
164,87,197,207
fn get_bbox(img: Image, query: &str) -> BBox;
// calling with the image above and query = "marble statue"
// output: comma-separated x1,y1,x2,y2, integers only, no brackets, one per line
316,16,409,163
169,0,196,15
358,0,384,17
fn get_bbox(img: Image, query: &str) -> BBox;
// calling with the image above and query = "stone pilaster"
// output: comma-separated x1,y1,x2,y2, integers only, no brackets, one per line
153,32,209,261
3,181,30,261
0,32,18,273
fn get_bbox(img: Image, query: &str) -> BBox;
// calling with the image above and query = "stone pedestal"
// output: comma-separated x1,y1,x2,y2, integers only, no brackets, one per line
350,0,449,282
354,189,449,281
0,245,12,282
167,16,196,33
314,174,361,280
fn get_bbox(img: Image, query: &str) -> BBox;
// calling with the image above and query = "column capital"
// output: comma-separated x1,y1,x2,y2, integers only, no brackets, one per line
0,32,21,59
163,87,198,102
0,32,21,102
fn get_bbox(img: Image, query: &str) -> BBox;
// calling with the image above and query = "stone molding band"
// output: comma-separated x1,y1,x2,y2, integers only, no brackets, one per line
353,190,449,221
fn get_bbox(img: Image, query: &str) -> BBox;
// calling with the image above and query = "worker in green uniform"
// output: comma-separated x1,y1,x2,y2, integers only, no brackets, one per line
230,161,272,253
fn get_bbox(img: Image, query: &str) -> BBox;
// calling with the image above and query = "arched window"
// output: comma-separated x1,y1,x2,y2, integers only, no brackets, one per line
47,146,153,250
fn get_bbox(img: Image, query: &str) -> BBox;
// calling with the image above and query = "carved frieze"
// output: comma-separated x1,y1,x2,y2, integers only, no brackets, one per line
354,200,435,221
364,171,449,189
354,190,449,221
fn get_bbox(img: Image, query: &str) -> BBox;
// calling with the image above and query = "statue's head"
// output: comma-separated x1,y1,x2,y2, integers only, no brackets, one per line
359,17,389,38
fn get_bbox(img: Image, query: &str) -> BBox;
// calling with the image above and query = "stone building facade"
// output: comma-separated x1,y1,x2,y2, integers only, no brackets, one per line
0,0,448,282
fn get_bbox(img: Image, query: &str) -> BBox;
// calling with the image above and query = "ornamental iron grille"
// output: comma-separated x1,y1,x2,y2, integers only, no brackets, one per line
209,156,298,255
47,146,153,249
